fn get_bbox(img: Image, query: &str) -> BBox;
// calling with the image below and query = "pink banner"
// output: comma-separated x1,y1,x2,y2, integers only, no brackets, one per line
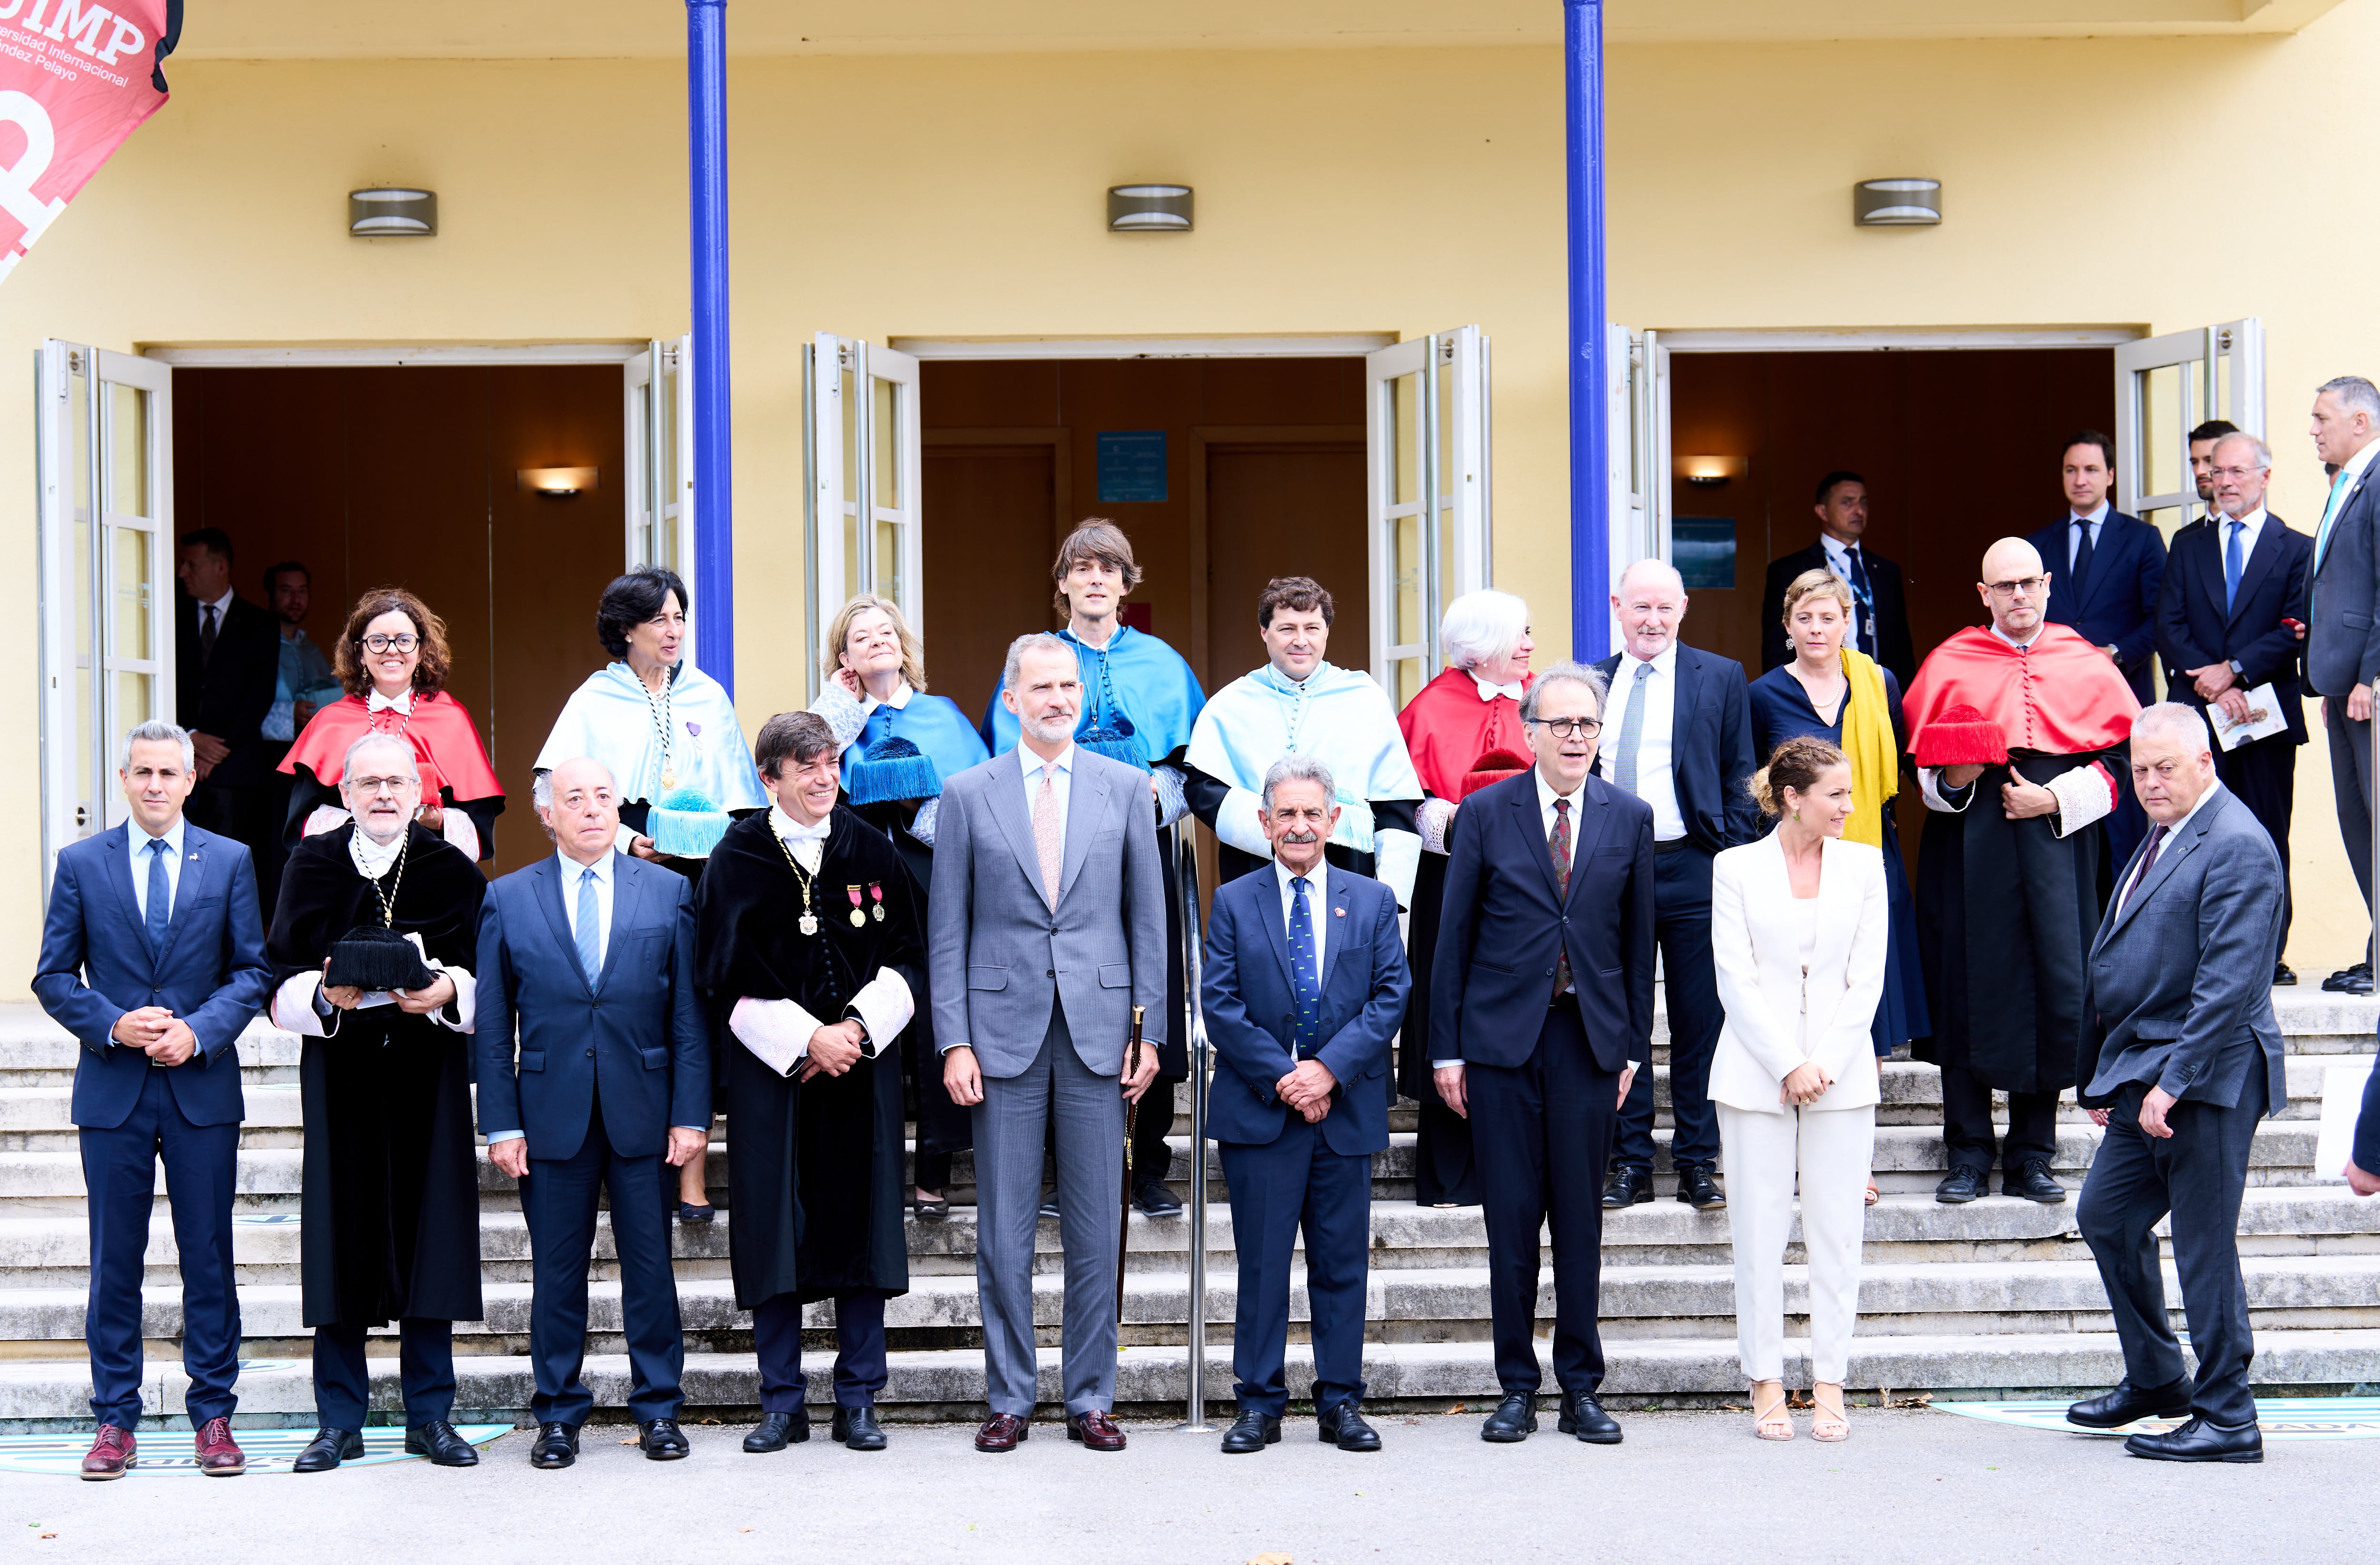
0,0,171,283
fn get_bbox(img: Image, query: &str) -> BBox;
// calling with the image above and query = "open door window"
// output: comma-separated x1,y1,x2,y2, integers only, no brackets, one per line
2115,319,2264,536
1366,327,1491,704
804,333,922,699
1610,324,1669,650
37,343,175,884
624,334,697,642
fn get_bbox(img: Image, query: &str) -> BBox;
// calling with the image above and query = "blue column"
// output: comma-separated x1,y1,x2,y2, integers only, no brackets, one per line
1564,0,1609,662
687,0,734,692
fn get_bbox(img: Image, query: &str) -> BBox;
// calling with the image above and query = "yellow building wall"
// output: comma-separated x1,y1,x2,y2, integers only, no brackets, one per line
3,6,2376,989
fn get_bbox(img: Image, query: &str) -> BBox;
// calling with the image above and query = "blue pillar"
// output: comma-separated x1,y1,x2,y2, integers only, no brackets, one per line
1564,0,1609,662
687,0,734,693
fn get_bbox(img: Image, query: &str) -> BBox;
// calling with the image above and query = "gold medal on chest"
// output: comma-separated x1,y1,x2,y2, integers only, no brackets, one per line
846,885,866,927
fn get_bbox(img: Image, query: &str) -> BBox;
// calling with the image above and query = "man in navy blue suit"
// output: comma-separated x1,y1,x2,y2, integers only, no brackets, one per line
477,756,711,1469
34,720,271,1480
1202,754,1410,1455
1433,661,1656,1447
2028,430,2170,867
2154,432,2312,986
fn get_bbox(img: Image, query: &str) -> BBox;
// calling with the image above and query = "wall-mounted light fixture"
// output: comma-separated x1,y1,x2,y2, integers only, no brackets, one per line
1108,183,1193,232
350,187,437,237
1675,454,1746,488
518,467,598,498
1854,178,1941,227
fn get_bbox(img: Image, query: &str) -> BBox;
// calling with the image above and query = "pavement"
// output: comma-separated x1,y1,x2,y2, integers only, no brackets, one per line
1,1409,2367,1563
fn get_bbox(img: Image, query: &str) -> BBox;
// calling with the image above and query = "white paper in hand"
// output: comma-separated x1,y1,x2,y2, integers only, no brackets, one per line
2313,1059,2377,1183
2210,684,2290,752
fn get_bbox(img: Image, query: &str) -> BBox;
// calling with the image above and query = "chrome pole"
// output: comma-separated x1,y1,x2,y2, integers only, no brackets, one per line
1174,819,1217,1432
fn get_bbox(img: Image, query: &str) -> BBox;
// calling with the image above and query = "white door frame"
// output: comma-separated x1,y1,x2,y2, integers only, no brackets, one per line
146,344,643,367
891,334,1396,361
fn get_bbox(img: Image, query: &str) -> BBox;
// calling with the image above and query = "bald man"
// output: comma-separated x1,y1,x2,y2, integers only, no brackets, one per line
1591,560,1759,1212
1904,539,2142,1206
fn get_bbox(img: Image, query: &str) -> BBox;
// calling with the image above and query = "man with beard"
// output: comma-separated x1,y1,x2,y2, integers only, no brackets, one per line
696,712,923,1454
266,732,486,1471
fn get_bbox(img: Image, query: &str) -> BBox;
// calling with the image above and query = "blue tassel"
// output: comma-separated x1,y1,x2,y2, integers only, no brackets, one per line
649,786,730,858
1076,714,1150,772
847,736,944,806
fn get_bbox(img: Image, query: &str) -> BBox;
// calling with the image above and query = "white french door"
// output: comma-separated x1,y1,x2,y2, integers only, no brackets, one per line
1610,324,1669,648
804,333,923,700
37,342,175,882
2114,318,2265,532
623,334,697,646
1365,326,1492,705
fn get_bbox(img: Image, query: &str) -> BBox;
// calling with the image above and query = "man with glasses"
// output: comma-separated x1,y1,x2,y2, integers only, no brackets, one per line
1904,538,2142,1206
2155,432,2311,986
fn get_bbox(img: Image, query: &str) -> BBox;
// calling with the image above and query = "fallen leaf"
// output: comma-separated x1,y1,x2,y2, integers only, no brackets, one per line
1447,1403,1468,1415
619,1437,637,1445
1248,1555,1294,1565
740,1529,754,1535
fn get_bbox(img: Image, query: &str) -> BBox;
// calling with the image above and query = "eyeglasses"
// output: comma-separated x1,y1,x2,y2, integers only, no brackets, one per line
1530,717,1603,739
348,775,415,796
1984,577,2047,598
2208,465,2265,481
359,633,420,653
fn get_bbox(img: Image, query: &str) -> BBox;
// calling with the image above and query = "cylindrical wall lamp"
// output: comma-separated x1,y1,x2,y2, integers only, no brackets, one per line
350,188,437,237
1108,183,1193,232
1853,178,1941,227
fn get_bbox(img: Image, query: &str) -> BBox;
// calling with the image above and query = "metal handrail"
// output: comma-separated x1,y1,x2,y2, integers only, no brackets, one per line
1173,819,1217,1433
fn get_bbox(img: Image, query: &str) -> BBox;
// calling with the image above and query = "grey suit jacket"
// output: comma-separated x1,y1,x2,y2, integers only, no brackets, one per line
2307,453,2380,698
928,746,1168,1077
2077,786,2286,1114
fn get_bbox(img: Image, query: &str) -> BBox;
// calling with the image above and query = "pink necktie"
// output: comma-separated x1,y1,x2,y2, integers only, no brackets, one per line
1033,767,1063,908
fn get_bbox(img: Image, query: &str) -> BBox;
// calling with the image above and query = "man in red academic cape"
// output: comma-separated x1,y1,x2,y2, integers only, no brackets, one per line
1905,537,2141,1207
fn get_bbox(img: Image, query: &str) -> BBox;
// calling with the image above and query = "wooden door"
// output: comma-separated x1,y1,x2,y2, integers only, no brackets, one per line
920,439,1062,726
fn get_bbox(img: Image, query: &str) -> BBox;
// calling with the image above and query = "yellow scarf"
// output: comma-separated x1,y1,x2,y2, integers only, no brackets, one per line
1838,647,1897,848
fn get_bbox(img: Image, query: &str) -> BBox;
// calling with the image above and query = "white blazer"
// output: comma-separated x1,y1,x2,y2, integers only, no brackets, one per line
1706,833,1889,1114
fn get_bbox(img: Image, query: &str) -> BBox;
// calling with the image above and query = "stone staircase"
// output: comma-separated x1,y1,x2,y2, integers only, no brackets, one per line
2,997,2377,1428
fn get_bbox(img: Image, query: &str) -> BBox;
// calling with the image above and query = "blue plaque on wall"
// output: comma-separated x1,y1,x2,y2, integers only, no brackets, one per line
1672,517,1737,590
1096,430,1168,503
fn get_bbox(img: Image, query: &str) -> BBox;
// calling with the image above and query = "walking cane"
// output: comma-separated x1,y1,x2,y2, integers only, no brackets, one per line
1117,1005,1146,1324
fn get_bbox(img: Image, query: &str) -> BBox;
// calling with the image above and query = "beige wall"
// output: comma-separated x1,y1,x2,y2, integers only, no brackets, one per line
5,7,2378,986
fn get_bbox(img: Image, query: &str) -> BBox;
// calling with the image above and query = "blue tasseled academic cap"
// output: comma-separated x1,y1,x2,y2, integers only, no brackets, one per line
848,736,943,806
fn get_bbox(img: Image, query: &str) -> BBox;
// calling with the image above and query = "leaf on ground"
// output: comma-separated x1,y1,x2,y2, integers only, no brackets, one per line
1249,1555,1294,1565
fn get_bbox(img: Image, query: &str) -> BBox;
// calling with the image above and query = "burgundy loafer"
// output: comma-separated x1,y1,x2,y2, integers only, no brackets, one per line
80,1424,136,1480
194,1416,247,1476
1065,1410,1127,1452
974,1412,1030,1453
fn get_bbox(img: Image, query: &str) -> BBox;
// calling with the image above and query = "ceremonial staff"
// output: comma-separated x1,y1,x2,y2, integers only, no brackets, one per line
1117,1005,1146,1322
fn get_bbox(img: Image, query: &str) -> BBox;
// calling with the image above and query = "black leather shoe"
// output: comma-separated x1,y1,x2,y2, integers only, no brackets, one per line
403,1421,478,1466
1319,1403,1381,1452
2125,1415,2262,1463
2003,1160,2066,1204
291,1427,362,1473
638,1418,690,1460
2322,961,2373,995
743,1411,809,1452
1133,1178,1184,1217
2273,962,2297,987
1220,1408,1281,1454
832,1405,887,1451
529,1423,579,1469
1602,1167,1654,1208
1479,1392,1538,1443
1557,1390,1624,1444
1037,1197,1061,1220
1935,1166,1987,1204
2067,1377,2193,1431
1677,1166,1726,1211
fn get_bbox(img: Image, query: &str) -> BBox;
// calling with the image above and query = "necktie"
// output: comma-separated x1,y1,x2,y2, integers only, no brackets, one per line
2069,520,2095,599
1549,797,1574,998
1843,547,1877,655
2119,823,2170,917
1288,876,1321,1059
198,604,218,666
144,837,172,949
1032,765,1064,908
2224,520,2245,615
1613,661,1653,795
2317,469,2354,569
575,865,604,988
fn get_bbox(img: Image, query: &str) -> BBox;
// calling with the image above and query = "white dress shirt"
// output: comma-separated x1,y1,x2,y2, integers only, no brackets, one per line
1274,857,1329,987
856,680,914,719
2216,508,2268,654
1606,642,1685,842
126,816,187,923
556,846,617,957
2114,781,2224,917
1434,766,1584,1068
1019,742,1076,859
2064,500,2111,570
194,588,233,644
2316,439,2380,566
1470,670,1525,703
727,806,915,1076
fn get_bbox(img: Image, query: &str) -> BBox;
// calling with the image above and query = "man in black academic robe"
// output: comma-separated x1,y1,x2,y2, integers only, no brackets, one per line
696,713,922,1454
265,735,486,1471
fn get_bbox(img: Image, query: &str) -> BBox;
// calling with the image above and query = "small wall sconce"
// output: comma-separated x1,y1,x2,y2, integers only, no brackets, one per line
1675,455,1746,488
518,467,598,498
350,187,437,237
1854,178,1941,227
1109,183,1193,232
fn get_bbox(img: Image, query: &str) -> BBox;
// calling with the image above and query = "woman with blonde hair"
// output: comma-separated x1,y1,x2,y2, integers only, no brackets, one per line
1710,736,1887,1444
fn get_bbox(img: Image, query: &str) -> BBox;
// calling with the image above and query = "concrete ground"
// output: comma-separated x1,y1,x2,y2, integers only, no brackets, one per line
0,1409,2366,1563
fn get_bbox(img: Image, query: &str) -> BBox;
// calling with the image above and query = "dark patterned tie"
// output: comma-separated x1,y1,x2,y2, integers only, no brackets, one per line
2069,519,2095,599
199,603,218,667
1289,876,1321,1058
1550,797,1573,998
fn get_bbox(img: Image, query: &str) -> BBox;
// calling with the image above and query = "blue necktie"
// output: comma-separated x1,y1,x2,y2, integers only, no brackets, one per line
575,865,604,988
1842,546,1877,655
2224,519,2244,616
1288,876,1321,1059
143,837,171,949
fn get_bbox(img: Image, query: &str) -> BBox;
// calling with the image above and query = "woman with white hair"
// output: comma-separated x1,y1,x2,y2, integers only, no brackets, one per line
1396,588,1535,1206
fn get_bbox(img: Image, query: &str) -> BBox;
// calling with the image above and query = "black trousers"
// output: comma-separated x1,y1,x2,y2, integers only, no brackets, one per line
752,1292,887,1412
313,1318,455,1431
2078,1070,2267,1426
2215,736,2296,958
1469,998,1617,1396
1940,1064,2059,1176
2324,698,2374,964
1614,845,1721,1175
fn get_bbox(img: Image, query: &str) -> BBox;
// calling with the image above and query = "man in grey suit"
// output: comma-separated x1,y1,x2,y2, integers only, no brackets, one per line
2306,374,2380,995
2069,704,2287,1463
931,633,1167,1454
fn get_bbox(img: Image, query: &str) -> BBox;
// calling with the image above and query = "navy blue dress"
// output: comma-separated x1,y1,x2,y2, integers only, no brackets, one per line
1748,664,1931,1056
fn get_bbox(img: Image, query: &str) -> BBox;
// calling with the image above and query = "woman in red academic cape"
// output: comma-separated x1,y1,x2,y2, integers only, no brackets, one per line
279,588,505,869
1398,589,1537,1208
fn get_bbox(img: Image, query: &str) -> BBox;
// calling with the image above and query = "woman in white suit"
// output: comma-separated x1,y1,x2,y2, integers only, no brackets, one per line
1710,735,1888,1443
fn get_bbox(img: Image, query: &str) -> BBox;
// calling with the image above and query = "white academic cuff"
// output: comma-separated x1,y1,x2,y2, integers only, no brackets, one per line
909,796,941,849
1215,786,1271,859
428,962,476,1033
1374,828,1420,909
272,971,335,1037
1151,764,1190,829
732,996,828,1077
844,969,914,1059
2046,762,2118,839
1417,796,1458,856
809,681,868,750
1918,767,1974,813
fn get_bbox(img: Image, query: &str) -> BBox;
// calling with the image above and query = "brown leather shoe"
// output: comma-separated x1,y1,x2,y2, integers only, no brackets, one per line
1065,1409,1127,1451
79,1424,136,1480
193,1415,246,1476
974,1412,1030,1453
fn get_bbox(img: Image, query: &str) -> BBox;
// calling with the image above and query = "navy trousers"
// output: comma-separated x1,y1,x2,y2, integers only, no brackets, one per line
751,1292,888,1412
521,1093,684,1425
1219,1115,1372,1418
80,1066,242,1429
313,1318,455,1430
1614,845,1722,1175
1470,998,1617,1396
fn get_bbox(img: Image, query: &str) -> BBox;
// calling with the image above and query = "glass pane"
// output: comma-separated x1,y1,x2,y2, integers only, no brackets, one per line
109,525,152,661
107,382,148,518
2138,362,2183,502
873,377,901,516
68,363,89,521
876,518,903,610
73,661,94,831
658,356,683,573
116,669,154,731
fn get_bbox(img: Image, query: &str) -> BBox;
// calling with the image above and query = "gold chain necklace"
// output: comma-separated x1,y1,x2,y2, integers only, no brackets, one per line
774,827,820,936
365,831,410,927
640,665,678,791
